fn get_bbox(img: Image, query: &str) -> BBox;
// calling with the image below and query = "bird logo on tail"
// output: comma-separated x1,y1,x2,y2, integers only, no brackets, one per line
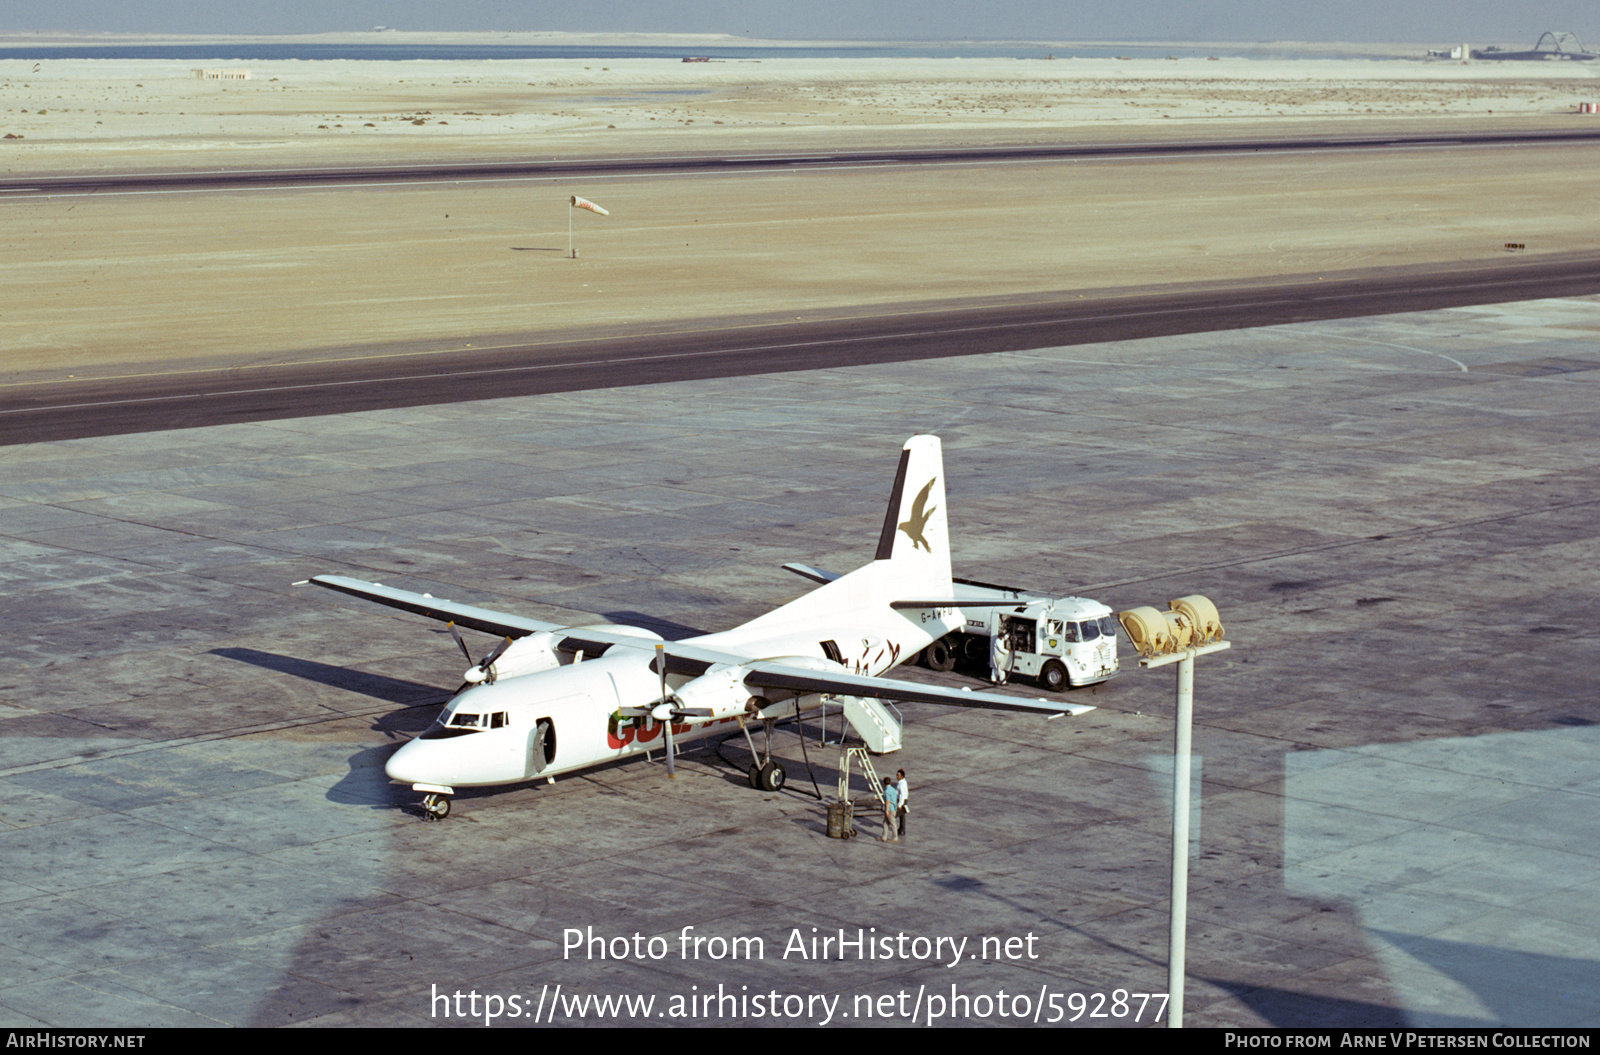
898,478,938,553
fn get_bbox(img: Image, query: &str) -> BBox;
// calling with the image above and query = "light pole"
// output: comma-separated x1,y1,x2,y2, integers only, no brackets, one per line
1117,596,1230,1029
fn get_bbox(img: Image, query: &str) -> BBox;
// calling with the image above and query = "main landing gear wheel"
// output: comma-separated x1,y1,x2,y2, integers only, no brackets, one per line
1039,660,1070,693
922,637,957,672
757,760,787,792
421,793,452,820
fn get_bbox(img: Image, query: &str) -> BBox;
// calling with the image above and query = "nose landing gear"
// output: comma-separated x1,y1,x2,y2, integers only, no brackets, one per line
421,792,452,820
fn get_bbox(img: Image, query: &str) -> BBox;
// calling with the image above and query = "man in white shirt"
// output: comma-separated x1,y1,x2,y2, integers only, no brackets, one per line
895,769,909,840
990,618,1012,684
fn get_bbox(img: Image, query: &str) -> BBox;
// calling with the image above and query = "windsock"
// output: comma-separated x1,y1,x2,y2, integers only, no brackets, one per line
570,195,610,216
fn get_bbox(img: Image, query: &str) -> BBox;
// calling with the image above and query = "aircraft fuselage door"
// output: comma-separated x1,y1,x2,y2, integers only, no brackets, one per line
526,718,556,777
519,689,597,779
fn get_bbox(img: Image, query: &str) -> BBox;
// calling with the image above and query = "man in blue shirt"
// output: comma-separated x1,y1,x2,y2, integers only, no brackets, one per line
881,779,900,842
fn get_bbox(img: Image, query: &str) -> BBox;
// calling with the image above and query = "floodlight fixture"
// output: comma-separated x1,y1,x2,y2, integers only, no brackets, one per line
1116,594,1231,1028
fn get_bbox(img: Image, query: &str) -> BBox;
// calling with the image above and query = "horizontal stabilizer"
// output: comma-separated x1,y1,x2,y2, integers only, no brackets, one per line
890,597,1028,610
781,562,840,585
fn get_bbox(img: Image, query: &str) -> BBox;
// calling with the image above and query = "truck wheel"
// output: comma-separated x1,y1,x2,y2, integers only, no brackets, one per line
1040,660,1070,693
964,635,988,663
923,637,957,672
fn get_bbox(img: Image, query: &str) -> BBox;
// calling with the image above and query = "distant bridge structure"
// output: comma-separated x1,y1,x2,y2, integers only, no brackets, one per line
1473,31,1595,60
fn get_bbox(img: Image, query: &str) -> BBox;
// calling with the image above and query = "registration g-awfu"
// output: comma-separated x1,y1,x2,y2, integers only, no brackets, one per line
301,436,1095,820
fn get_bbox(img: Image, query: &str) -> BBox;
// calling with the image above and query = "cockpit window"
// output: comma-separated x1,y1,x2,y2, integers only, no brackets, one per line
441,711,508,730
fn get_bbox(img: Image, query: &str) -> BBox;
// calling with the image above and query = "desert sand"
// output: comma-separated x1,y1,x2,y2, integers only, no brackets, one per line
3,46,1597,170
1,42,1597,379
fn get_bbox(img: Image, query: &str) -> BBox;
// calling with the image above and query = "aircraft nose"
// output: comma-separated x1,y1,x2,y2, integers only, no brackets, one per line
384,738,434,785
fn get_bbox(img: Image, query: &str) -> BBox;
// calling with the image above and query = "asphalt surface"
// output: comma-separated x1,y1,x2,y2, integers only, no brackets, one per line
5,129,1599,196
7,108,1600,1031
3,295,1598,1027
10,251,1600,444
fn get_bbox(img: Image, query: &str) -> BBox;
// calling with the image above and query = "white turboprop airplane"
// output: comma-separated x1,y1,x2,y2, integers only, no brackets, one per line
307,435,1094,819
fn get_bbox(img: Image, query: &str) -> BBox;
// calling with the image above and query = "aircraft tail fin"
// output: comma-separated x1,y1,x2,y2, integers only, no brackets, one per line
703,435,953,644
874,435,952,592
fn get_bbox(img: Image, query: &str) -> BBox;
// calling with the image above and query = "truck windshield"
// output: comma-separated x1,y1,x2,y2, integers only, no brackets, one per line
1078,620,1100,641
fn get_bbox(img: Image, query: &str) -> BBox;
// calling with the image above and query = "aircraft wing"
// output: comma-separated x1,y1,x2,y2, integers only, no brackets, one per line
308,574,690,659
307,575,1094,717
741,660,1096,717
306,574,566,637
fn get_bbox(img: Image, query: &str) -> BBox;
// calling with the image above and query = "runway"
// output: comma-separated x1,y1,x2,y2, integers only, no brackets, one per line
5,129,1598,197
10,251,1600,443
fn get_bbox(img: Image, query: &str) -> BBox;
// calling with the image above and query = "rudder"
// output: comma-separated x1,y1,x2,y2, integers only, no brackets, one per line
874,435,952,591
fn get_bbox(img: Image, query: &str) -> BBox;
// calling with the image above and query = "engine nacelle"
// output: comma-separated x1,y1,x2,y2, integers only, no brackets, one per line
467,631,562,683
672,664,760,722
571,623,665,643
766,654,850,674
749,654,856,715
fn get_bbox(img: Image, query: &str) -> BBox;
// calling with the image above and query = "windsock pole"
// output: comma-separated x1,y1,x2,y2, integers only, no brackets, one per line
567,196,609,259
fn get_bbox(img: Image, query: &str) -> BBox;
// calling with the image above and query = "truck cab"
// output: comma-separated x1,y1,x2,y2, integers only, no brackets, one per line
981,597,1120,690
916,578,1120,691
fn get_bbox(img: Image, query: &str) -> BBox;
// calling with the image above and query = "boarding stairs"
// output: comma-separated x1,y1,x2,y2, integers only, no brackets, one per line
839,695,903,753
826,745,888,840
837,746,886,805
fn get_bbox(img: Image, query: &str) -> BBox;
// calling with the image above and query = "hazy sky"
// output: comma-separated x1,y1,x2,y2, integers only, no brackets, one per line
0,1,1592,47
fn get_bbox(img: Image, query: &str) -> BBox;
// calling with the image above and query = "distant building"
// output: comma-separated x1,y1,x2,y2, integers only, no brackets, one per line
192,68,251,80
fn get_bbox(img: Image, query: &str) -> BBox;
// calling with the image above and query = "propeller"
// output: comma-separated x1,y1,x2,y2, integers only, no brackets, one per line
659,644,674,777
615,645,719,778
448,622,514,684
